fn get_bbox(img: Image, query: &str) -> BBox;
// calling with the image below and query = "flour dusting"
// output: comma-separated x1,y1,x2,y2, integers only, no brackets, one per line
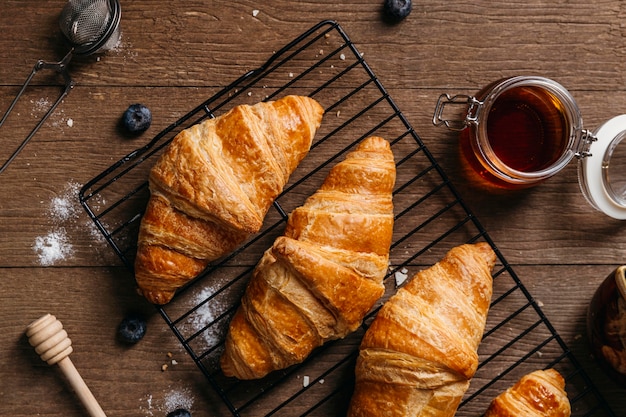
33,180,110,265
140,387,195,416
30,97,72,131
48,181,81,222
188,284,228,349
164,388,195,413
33,229,74,266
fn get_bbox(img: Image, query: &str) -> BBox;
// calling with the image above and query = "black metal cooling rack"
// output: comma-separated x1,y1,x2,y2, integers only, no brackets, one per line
79,20,616,417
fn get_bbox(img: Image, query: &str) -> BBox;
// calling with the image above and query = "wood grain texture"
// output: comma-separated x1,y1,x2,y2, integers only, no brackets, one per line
1,1,625,416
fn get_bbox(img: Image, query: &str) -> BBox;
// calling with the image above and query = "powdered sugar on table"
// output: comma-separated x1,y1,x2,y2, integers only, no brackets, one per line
33,180,110,266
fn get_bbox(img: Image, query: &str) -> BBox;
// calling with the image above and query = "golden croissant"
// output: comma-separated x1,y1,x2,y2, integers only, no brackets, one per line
134,95,324,304
347,242,497,417
485,369,571,417
220,136,396,380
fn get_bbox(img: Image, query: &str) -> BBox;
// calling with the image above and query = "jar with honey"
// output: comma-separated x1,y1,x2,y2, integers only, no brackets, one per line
587,266,626,385
433,76,626,219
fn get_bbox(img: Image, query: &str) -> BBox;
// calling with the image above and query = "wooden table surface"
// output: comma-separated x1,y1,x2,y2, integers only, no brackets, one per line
2,1,626,416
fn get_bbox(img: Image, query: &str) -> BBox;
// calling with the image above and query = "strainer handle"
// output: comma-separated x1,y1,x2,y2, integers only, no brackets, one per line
0,50,76,175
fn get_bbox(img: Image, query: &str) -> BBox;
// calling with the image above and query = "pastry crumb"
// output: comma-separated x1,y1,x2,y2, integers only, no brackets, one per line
303,375,310,387
394,268,408,287
252,9,259,17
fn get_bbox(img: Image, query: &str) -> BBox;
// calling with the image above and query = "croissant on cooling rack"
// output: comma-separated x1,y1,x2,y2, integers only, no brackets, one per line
484,369,571,417
347,242,497,417
220,136,396,380
134,95,324,304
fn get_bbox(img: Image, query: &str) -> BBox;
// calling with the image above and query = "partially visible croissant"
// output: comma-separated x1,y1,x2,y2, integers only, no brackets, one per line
134,96,324,304
220,136,396,380
484,369,571,417
347,242,497,417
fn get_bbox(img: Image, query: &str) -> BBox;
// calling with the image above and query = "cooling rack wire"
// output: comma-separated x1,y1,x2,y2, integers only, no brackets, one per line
80,20,616,417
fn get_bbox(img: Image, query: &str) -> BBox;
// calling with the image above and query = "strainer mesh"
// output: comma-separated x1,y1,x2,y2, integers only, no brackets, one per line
59,0,112,47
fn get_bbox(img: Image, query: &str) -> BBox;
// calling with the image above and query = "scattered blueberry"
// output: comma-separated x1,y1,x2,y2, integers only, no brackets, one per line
384,0,412,21
166,409,192,417
122,103,152,133
117,313,147,344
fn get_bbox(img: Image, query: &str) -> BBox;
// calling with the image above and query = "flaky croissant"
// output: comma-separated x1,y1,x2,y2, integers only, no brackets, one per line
134,95,324,304
484,369,571,417
220,136,396,380
347,242,497,417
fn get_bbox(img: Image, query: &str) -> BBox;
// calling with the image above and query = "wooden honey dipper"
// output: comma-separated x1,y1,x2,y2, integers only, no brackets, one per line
26,314,107,417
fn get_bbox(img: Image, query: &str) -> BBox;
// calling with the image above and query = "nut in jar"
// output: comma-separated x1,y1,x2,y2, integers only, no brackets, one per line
587,265,626,385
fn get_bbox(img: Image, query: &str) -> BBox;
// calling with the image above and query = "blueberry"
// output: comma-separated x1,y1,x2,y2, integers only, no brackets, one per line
117,313,147,344
166,409,192,417
122,103,152,133
384,0,412,21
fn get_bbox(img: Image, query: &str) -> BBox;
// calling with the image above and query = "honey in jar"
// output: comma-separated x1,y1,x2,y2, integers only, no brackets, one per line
435,76,587,190
434,76,626,219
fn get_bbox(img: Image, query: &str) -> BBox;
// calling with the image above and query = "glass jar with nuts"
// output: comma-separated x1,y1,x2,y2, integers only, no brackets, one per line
587,265,626,385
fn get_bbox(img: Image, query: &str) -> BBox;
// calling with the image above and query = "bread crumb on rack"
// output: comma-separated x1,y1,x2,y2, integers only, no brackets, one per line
394,267,409,287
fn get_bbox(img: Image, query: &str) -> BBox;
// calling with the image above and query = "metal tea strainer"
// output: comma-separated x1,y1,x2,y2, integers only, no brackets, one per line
0,0,121,175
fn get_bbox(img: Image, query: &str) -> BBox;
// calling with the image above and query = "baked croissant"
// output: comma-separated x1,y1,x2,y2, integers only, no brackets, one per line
347,242,497,417
484,369,571,417
220,136,396,380
134,95,324,304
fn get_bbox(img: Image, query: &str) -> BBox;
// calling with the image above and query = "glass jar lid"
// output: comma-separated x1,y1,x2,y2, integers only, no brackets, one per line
578,114,626,219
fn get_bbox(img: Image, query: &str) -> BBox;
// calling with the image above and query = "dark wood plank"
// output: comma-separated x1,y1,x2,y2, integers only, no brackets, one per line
2,1,626,416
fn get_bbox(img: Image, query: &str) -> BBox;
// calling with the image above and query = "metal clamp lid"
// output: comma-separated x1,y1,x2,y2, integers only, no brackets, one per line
433,93,482,131
574,129,597,159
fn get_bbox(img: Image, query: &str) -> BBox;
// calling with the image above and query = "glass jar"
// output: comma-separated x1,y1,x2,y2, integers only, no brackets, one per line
434,76,626,219
587,265,626,385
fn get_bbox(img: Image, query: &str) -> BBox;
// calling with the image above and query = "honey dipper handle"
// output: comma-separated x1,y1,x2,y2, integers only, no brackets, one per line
57,357,107,417
26,314,107,417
